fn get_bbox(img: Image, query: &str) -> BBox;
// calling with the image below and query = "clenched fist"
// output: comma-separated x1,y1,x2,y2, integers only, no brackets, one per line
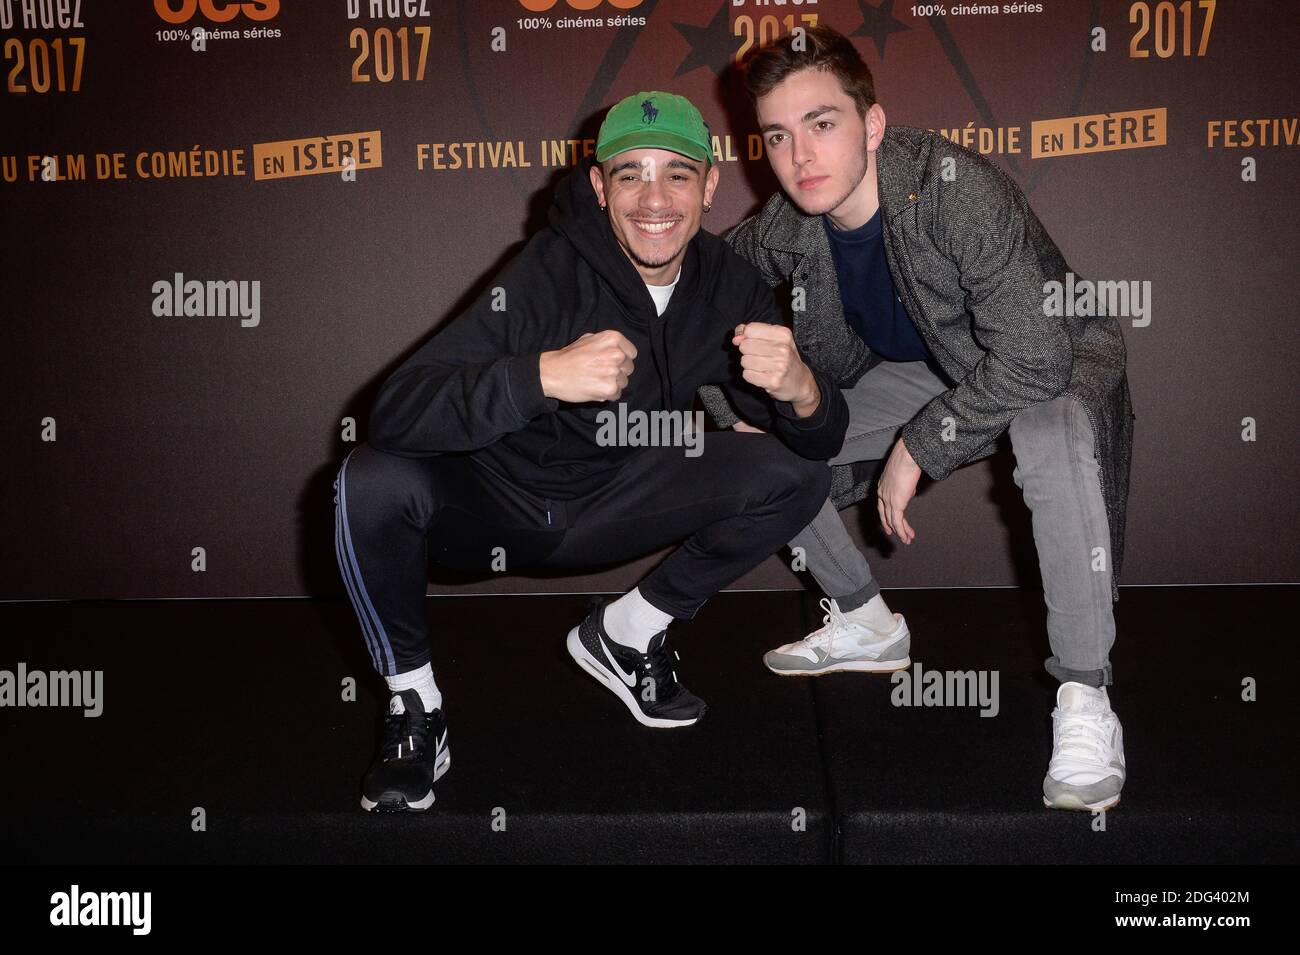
732,322,820,413
539,329,637,403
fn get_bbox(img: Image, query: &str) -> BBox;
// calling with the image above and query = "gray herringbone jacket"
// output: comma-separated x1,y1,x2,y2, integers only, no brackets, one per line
699,125,1134,595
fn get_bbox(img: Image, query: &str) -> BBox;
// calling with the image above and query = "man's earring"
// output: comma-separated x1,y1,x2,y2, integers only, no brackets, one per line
598,202,606,210
703,202,712,213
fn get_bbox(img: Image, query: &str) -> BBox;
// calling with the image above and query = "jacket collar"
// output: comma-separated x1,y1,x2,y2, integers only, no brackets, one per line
761,124,923,253
875,123,925,220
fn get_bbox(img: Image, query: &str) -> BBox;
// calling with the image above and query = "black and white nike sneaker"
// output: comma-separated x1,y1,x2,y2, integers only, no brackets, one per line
565,597,706,728
360,688,451,812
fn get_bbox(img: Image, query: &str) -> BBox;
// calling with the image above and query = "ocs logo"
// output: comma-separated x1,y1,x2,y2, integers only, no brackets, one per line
517,0,645,10
154,0,280,23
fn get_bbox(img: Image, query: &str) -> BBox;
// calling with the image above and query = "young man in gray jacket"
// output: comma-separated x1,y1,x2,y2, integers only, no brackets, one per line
700,26,1134,812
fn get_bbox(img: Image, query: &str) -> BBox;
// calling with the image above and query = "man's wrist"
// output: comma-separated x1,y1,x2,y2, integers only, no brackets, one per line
511,351,560,419
790,368,821,417
537,350,554,399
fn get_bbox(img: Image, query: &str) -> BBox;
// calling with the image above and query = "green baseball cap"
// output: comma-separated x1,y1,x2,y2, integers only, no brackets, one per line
595,91,714,167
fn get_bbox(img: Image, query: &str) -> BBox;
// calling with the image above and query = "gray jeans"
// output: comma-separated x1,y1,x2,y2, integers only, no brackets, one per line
788,359,1116,687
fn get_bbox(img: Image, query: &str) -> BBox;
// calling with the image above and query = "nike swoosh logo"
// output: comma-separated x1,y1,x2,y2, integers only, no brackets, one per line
598,634,638,687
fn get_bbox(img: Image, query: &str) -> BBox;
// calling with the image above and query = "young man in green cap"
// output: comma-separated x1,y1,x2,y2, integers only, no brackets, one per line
334,91,848,811
699,26,1134,812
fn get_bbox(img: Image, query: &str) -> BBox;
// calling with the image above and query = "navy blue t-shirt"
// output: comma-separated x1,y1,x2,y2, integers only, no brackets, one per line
822,208,933,363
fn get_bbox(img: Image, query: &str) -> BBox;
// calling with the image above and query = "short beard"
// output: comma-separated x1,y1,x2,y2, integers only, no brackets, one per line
627,239,685,271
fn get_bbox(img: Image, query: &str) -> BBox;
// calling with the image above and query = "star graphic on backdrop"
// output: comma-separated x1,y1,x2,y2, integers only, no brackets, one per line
852,0,911,59
672,1,735,78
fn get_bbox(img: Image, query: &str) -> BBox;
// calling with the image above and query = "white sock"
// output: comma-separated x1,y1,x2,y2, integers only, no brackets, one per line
603,587,674,653
841,594,897,634
385,662,442,713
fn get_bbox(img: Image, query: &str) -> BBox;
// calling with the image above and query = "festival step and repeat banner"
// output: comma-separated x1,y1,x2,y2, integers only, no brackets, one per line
3,0,1296,600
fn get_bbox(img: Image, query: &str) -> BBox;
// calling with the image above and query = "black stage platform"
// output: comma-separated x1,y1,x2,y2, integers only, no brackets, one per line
1,587,1294,864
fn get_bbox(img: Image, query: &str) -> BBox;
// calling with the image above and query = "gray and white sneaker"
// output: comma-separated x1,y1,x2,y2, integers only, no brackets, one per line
1042,682,1126,811
764,597,911,676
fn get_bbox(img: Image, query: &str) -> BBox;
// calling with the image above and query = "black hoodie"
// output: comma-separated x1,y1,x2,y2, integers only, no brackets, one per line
367,156,849,501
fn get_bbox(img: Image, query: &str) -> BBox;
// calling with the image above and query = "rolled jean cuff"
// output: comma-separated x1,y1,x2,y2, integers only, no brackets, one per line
833,578,881,613
1045,655,1112,688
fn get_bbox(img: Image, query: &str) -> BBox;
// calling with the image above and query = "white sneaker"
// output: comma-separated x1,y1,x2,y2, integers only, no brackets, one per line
763,597,911,676
1043,682,1126,811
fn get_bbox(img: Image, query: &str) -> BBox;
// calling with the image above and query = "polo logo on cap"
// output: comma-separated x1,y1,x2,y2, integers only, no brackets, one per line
641,99,659,124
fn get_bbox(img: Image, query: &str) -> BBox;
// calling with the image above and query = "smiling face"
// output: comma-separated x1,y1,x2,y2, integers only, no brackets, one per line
756,67,886,230
590,148,720,285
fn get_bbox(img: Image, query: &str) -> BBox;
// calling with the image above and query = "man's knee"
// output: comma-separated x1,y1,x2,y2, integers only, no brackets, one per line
1010,397,1089,484
743,438,829,487
753,445,832,519
335,442,434,526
